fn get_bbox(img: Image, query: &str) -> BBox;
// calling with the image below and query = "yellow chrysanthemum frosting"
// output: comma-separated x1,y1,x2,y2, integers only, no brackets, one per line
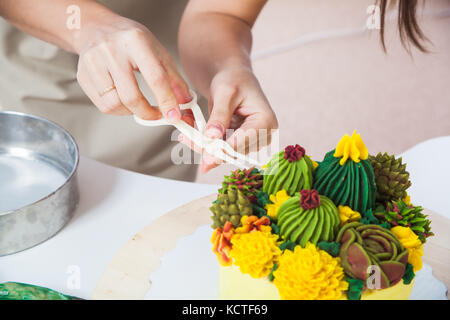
273,243,348,300
407,246,424,272
230,231,281,278
265,190,291,219
333,130,368,165
391,226,424,272
338,205,361,226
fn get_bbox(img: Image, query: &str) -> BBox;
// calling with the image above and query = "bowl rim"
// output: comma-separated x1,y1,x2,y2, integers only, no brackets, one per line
0,110,80,216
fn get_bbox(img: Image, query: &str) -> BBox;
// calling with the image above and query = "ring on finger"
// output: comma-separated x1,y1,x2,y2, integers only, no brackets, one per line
99,85,116,97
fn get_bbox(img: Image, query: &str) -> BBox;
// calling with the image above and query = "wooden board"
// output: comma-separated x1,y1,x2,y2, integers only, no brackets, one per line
92,195,449,299
92,194,215,299
422,209,450,298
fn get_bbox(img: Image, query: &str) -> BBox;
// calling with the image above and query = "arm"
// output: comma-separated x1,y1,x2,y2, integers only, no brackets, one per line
0,0,191,122
179,0,263,94
0,0,112,53
179,0,278,172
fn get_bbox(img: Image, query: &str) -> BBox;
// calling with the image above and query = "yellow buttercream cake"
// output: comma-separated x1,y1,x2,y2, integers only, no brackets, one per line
219,266,415,300
210,132,432,300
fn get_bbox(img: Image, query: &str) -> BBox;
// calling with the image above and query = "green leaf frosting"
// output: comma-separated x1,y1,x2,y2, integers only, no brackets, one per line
318,241,341,257
252,191,271,217
360,208,380,225
345,277,364,300
279,240,296,251
402,263,415,285
269,263,278,282
360,209,390,229
271,223,280,235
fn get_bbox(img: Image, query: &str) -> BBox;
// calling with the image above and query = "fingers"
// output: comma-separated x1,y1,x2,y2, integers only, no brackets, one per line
133,41,185,123
77,25,192,122
178,133,203,154
77,60,131,116
200,154,223,173
180,109,195,128
101,47,162,120
198,86,243,173
226,113,277,155
178,133,222,173
204,85,240,139
79,36,188,121
162,57,192,104
179,87,235,173
80,48,161,118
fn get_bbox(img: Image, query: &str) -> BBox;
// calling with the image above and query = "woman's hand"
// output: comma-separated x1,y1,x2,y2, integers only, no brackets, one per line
178,67,278,173
76,15,193,123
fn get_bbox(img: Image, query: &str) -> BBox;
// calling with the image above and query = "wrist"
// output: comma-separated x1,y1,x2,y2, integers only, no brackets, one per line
215,56,253,74
212,63,255,84
71,4,120,54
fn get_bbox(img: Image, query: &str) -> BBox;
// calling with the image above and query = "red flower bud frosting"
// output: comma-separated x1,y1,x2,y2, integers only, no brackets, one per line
300,189,321,210
284,144,306,162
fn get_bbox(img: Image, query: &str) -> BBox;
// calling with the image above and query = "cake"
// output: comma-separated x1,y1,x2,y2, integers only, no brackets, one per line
210,131,433,300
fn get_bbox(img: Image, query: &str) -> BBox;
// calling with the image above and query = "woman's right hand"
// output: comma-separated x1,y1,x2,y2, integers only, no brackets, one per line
75,15,193,123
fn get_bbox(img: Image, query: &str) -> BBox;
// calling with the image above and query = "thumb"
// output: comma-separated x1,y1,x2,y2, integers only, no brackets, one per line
204,91,235,139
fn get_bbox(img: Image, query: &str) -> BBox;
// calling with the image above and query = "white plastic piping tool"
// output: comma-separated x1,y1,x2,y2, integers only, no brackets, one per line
133,90,262,169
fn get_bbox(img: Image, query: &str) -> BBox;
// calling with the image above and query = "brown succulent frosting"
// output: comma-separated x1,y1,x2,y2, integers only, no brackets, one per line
336,222,409,289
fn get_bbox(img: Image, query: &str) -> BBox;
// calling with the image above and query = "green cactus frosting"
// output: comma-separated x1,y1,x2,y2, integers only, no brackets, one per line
374,200,433,243
369,152,411,203
210,187,253,229
336,222,409,289
263,145,314,196
218,167,263,202
313,150,377,214
276,191,340,247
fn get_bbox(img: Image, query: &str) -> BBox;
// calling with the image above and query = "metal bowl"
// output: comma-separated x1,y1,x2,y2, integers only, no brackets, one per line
0,111,79,256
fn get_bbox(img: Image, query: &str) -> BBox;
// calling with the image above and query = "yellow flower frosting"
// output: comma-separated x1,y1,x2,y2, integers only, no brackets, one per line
312,160,319,169
333,130,368,165
403,194,411,205
391,226,423,272
407,246,424,272
265,190,291,219
338,205,361,225
273,243,348,300
230,231,281,278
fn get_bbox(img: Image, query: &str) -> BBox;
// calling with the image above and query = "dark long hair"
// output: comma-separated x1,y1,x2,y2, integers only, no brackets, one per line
379,0,429,52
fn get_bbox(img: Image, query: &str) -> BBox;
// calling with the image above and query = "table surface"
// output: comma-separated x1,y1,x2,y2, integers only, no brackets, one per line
1,136,449,299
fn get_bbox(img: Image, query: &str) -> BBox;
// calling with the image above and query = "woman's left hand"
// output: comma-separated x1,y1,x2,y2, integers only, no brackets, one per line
178,67,278,173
